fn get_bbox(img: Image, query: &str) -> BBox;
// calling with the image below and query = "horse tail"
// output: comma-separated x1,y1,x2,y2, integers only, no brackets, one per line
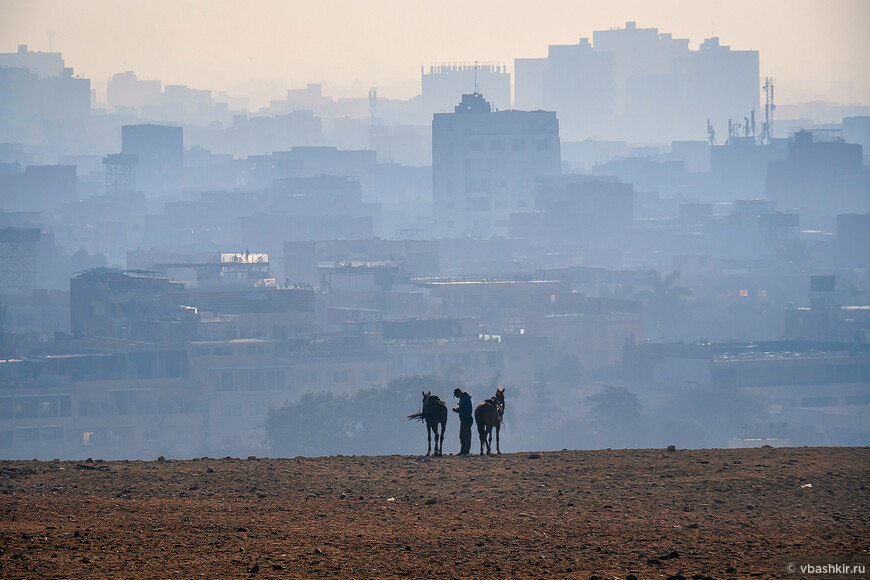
407,411,425,422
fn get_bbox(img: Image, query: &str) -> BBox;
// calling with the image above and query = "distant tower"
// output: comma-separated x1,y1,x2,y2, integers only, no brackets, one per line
760,77,775,145
368,86,378,120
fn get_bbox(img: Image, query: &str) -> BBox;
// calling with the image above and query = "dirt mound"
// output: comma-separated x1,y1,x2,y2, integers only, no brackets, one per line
1,447,867,578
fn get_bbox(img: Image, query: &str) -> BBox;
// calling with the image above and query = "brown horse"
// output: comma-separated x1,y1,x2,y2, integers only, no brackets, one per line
474,387,505,455
407,391,448,457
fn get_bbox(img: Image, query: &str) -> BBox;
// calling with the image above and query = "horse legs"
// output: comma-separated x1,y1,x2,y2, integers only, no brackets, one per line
495,423,501,455
478,426,486,455
432,424,440,457
426,426,432,456
438,421,446,457
486,428,493,456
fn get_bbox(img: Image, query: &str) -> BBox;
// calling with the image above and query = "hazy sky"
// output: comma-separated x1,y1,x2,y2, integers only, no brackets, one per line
2,0,869,109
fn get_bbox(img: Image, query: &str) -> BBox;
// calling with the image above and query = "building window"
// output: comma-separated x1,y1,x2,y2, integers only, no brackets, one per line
512,139,526,150
739,289,749,297
467,197,491,211
0,398,11,419
470,140,484,152
41,426,63,441
757,289,767,297
14,397,37,419
15,427,39,442
333,370,349,384
802,396,834,407
219,371,235,391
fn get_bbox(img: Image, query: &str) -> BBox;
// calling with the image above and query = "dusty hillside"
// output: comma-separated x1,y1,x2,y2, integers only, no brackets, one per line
1,447,868,578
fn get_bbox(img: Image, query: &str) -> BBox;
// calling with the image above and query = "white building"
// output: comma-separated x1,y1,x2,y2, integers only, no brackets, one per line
432,93,561,239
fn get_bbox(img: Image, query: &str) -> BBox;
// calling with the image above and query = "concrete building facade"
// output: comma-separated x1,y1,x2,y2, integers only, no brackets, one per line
432,93,561,239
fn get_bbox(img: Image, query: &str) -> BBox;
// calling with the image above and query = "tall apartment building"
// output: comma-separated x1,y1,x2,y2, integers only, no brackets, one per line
516,22,759,142
432,93,561,239
121,124,183,193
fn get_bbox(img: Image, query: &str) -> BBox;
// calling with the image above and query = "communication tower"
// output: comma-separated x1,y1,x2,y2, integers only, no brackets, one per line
760,77,775,145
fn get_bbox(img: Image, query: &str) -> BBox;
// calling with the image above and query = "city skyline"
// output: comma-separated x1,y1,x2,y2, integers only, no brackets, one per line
2,0,869,109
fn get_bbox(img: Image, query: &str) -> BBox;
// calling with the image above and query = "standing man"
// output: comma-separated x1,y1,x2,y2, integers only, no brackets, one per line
452,387,473,456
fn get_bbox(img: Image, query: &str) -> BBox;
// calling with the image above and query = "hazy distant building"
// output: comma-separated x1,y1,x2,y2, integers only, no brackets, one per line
836,212,870,267
0,164,78,212
510,179,634,243
284,239,440,286
515,38,614,140
0,44,65,78
0,228,40,297
152,251,273,290
709,137,788,200
107,71,161,115
766,130,868,215
843,116,870,165
121,124,183,193
515,22,759,142
70,269,197,342
422,64,510,114
0,64,90,144
432,93,561,238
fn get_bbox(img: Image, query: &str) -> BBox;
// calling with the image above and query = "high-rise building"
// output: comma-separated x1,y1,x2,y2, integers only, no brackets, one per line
432,93,561,239
121,124,183,193
515,22,759,142
107,71,161,115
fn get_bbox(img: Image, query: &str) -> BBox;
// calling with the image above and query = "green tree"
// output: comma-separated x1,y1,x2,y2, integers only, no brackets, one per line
651,386,769,448
264,374,453,457
584,385,645,448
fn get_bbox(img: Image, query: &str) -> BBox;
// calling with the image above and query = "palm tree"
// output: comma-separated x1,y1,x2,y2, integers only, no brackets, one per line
634,270,692,340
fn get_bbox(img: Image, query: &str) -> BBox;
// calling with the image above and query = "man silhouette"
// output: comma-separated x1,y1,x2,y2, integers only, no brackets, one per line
452,387,473,455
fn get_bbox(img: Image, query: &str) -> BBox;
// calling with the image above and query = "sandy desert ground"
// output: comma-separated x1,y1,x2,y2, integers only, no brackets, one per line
1,446,868,579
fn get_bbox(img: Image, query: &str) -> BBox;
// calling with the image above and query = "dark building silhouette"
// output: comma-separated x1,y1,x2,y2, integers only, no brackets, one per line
836,212,870,267
709,136,788,199
121,124,183,193
510,179,634,243
0,164,78,212
766,130,868,215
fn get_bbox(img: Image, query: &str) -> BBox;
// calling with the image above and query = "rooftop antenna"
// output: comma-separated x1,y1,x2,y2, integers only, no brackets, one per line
474,60,479,94
368,86,378,120
706,119,717,145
